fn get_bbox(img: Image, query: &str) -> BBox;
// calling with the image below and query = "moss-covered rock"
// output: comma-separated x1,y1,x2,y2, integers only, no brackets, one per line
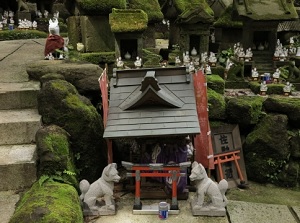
208,88,226,120
244,114,290,184
278,159,300,187
109,8,148,33
289,130,300,158
40,73,66,86
36,125,78,188
206,75,225,94
77,0,126,15
226,96,265,127
249,82,286,95
263,96,300,127
9,181,83,223
37,80,107,182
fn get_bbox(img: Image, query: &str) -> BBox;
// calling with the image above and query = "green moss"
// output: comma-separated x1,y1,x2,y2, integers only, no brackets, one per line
65,94,96,120
127,0,163,23
174,0,214,16
208,88,226,120
226,96,265,126
10,181,83,223
214,5,243,28
79,52,115,64
227,63,244,81
142,48,162,66
109,8,148,33
0,29,47,41
206,75,225,94
77,0,126,15
249,82,286,95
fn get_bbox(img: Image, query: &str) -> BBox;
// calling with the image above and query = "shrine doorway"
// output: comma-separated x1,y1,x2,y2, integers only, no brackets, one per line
189,35,200,55
120,39,138,60
253,31,271,51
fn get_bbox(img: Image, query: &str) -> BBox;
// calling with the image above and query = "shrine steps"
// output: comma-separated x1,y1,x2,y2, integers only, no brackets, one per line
0,82,41,191
253,51,274,74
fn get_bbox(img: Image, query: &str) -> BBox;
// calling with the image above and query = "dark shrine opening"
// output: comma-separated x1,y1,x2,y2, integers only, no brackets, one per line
253,31,270,50
189,35,200,54
120,39,138,60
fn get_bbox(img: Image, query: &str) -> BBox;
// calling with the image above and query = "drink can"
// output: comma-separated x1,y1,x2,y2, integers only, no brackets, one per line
158,202,168,220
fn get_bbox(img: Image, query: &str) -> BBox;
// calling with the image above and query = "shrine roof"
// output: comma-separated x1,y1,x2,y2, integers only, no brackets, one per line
162,0,214,23
214,4,243,28
277,20,300,31
103,67,200,139
127,0,164,23
109,8,148,33
234,0,298,21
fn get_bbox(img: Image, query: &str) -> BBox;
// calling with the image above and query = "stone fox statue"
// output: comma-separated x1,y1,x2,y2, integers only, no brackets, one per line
44,16,68,59
80,163,121,211
190,161,228,210
17,0,29,12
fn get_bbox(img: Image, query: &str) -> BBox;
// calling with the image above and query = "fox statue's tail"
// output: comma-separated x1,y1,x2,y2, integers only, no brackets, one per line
79,179,90,201
218,179,228,206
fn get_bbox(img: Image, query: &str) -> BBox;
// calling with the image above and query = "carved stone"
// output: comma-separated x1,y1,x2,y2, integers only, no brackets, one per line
80,163,121,216
189,161,228,216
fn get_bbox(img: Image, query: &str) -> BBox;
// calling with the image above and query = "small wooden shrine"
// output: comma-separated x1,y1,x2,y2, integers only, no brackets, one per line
103,66,200,211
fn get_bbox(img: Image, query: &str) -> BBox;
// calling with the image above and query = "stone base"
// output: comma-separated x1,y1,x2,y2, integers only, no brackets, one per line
82,200,116,216
260,91,267,96
190,200,226,216
16,11,31,21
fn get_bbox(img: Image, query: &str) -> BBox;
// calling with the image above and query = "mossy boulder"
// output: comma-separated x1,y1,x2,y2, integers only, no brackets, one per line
27,60,102,93
244,114,290,184
226,96,265,128
278,159,300,187
206,75,225,94
37,80,107,182
226,63,244,81
76,0,126,15
289,130,300,158
208,88,226,120
36,125,78,188
263,96,300,127
211,66,225,78
9,181,83,223
142,48,162,67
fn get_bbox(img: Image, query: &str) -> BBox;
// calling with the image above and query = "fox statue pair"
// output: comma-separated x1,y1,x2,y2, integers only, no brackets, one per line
79,163,121,216
189,161,228,216
44,12,68,60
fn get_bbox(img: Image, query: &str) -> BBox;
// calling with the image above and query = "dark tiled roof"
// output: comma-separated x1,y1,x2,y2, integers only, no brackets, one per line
103,67,201,139
277,20,300,31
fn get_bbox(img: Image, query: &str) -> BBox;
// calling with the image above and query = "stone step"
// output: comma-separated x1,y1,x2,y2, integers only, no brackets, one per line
0,109,41,145
0,144,37,191
0,81,40,110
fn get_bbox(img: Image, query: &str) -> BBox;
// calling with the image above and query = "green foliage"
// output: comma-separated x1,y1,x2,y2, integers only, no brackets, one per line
218,48,234,67
0,30,48,41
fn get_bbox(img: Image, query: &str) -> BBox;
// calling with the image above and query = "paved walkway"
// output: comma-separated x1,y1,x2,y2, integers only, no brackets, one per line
0,39,300,223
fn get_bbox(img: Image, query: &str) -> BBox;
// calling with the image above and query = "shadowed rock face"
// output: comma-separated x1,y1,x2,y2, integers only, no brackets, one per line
37,79,107,182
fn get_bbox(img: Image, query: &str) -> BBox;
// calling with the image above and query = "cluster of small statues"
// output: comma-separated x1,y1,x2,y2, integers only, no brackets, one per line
0,10,15,30
274,39,289,60
233,42,253,61
18,19,37,29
